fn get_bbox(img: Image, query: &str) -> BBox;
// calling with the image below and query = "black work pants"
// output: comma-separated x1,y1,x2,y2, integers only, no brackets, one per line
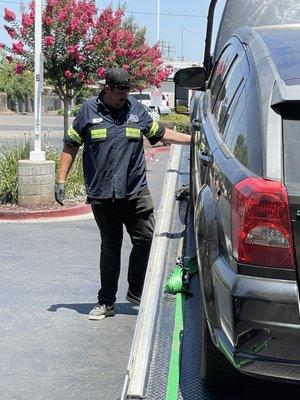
91,194,155,306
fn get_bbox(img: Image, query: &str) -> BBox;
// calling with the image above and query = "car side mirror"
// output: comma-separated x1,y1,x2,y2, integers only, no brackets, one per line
174,67,206,115
174,67,206,90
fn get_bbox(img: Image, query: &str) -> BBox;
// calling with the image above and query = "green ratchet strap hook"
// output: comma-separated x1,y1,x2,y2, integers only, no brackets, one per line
165,265,189,293
165,256,198,294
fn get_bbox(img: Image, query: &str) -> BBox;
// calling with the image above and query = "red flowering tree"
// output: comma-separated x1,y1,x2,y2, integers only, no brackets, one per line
2,2,170,135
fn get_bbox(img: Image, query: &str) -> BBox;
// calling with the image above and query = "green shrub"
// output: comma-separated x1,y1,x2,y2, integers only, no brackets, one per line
160,114,191,134
65,149,85,199
0,139,30,204
0,140,85,205
56,104,81,117
70,104,81,117
46,146,85,199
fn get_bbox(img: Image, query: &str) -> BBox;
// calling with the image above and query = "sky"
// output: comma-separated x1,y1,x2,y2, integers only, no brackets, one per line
0,0,226,63
114,0,226,62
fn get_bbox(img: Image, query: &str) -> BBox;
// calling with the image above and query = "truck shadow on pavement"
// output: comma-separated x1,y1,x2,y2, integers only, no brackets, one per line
47,302,139,316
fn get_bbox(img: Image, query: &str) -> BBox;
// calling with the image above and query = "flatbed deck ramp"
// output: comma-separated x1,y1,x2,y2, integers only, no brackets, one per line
121,145,300,400
121,144,204,399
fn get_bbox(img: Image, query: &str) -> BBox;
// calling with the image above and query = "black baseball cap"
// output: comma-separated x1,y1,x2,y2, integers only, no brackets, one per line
105,67,132,89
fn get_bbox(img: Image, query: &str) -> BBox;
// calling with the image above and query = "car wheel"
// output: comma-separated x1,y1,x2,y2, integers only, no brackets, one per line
200,301,242,388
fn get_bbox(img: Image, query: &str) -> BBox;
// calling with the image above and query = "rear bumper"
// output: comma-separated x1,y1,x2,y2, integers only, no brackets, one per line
211,255,300,381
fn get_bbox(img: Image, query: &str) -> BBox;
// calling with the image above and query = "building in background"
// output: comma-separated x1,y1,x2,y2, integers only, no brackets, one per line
157,60,201,109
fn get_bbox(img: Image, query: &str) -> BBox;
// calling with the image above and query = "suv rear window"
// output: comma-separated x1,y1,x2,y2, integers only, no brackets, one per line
258,28,300,86
282,107,300,184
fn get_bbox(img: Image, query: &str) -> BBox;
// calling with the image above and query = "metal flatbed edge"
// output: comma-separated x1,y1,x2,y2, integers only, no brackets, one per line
121,144,190,400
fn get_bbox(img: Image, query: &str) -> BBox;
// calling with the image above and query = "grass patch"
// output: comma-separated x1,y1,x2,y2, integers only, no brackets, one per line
0,139,30,204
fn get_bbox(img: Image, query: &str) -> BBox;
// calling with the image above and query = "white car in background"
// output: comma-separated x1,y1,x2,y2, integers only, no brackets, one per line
159,93,171,115
130,91,171,115
130,92,152,107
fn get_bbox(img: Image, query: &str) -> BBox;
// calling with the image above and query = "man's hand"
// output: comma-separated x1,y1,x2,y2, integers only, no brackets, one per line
55,183,66,206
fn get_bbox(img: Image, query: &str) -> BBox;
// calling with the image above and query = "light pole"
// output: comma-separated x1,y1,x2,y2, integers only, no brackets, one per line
30,0,45,161
156,0,160,43
18,0,55,208
181,27,185,61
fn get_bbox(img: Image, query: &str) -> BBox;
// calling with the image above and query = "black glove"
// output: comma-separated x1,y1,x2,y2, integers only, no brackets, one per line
55,183,65,206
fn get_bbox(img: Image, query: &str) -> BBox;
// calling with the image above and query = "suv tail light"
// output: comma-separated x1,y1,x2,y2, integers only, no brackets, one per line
232,177,295,269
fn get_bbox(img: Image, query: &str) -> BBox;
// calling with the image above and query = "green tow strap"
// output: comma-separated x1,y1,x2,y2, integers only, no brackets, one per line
164,256,198,399
165,292,184,400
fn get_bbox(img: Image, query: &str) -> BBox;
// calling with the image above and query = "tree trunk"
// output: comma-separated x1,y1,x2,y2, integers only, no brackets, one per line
63,97,69,138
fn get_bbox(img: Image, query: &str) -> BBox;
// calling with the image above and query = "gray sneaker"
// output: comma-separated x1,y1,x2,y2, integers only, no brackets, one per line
88,304,115,320
126,290,141,306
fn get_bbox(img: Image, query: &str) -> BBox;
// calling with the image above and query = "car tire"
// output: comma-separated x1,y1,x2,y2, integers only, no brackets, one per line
200,301,242,388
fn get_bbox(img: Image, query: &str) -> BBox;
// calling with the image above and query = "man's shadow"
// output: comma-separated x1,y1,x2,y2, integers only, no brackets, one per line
47,302,138,316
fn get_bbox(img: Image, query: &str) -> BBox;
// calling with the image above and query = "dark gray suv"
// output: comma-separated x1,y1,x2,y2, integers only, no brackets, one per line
175,1,300,388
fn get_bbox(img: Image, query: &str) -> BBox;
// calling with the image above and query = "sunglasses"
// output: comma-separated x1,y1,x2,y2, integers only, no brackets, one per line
109,84,131,90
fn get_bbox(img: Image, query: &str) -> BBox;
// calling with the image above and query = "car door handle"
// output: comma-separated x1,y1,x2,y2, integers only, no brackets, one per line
192,118,201,131
200,152,213,167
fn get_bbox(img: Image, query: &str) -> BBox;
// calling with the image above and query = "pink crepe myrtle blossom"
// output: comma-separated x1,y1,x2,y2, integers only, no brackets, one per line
75,54,85,63
21,13,33,27
67,44,79,56
4,25,17,38
20,27,29,36
43,16,53,25
47,0,59,7
58,10,68,23
0,43,5,49
64,70,73,79
77,72,85,81
12,41,24,54
97,67,105,77
4,8,16,22
85,44,95,52
44,36,55,47
15,63,25,74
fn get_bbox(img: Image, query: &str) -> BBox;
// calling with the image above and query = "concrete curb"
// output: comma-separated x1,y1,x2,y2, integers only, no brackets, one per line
0,146,170,221
0,203,91,221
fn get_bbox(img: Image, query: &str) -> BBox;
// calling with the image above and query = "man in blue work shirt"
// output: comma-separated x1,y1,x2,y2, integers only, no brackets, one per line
55,67,190,320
